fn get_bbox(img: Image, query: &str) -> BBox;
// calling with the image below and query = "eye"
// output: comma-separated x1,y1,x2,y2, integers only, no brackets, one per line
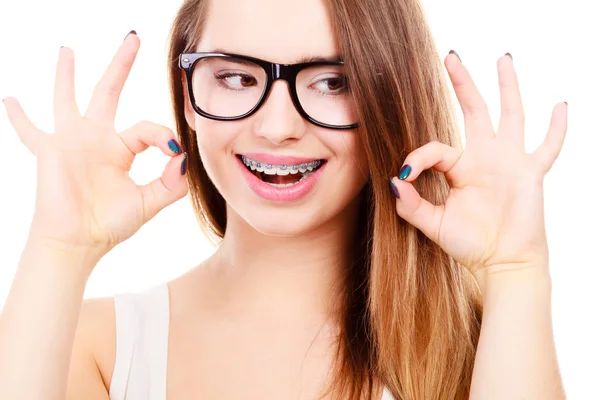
215,72,258,90
311,75,348,95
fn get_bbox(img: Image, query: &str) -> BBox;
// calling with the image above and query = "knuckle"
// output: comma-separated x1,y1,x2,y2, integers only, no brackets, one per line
502,108,525,121
429,140,445,150
159,175,174,195
417,140,442,157
158,124,176,138
133,121,174,138
95,81,121,102
106,83,122,100
133,120,155,132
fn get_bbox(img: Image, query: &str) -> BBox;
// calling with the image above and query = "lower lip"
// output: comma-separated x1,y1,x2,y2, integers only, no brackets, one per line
237,156,326,202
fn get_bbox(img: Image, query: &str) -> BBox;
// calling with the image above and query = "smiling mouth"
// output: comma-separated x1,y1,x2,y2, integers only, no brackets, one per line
237,155,325,187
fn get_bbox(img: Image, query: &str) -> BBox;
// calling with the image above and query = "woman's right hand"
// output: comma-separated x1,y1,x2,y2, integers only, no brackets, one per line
2,32,189,263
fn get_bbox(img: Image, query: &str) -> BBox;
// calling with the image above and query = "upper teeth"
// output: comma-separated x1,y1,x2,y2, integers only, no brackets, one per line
241,156,322,176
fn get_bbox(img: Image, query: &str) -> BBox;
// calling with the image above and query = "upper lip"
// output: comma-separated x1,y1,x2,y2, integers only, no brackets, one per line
238,153,324,165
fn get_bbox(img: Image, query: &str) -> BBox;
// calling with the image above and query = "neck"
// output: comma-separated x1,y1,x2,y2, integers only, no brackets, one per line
205,198,362,324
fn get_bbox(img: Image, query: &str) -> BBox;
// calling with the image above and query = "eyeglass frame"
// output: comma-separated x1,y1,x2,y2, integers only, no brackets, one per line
179,52,359,130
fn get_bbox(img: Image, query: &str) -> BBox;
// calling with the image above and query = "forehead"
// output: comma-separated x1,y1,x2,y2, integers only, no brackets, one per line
197,0,339,64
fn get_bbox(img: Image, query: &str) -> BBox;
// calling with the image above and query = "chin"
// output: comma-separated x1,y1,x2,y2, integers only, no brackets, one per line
241,205,332,237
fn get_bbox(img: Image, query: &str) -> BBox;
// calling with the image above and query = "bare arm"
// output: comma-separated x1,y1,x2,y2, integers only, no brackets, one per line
469,266,566,399
0,31,187,400
0,239,106,399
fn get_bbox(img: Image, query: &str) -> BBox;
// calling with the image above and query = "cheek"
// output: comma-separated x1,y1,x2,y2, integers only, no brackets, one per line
194,118,239,187
329,132,369,184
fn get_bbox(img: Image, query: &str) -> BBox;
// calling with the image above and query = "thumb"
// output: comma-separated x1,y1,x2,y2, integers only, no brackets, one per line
139,152,189,222
391,176,443,243
389,140,461,242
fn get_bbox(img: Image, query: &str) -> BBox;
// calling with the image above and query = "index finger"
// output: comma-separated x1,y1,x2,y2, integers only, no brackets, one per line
84,31,140,124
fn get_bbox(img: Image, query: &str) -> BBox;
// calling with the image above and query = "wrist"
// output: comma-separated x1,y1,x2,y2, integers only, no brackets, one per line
478,262,552,299
22,235,106,277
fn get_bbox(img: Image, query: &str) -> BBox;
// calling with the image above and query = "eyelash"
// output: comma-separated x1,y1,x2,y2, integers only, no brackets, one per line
309,77,349,97
214,72,255,91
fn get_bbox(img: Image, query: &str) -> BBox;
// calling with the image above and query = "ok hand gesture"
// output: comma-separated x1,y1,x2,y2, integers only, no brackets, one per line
3,32,189,262
391,53,567,286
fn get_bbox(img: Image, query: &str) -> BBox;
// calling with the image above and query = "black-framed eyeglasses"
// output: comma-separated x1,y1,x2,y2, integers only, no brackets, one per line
179,52,359,130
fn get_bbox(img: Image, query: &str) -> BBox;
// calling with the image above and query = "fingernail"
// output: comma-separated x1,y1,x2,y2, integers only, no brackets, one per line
564,101,568,106
389,178,400,199
124,30,137,41
399,164,412,180
449,50,462,63
60,46,64,48
180,153,188,175
168,139,182,154
505,52,513,60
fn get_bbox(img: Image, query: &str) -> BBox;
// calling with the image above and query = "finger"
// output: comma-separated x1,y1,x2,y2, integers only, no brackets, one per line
397,141,462,182
54,47,80,129
85,32,140,123
531,102,568,174
496,54,525,145
444,52,495,140
391,176,444,243
119,121,183,156
2,97,46,154
139,152,189,223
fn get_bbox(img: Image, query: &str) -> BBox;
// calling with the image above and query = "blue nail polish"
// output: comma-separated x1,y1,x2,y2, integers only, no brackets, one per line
399,165,412,180
180,153,188,175
389,178,400,199
168,139,182,154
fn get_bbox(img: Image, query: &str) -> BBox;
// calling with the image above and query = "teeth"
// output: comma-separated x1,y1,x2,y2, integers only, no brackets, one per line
266,173,311,187
276,165,290,176
241,156,322,175
263,164,276,175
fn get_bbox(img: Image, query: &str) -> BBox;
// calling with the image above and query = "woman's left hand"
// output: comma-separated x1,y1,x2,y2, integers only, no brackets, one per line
390,52,568,286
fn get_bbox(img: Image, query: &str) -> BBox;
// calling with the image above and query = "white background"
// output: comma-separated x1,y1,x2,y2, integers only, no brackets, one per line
0,0,598,398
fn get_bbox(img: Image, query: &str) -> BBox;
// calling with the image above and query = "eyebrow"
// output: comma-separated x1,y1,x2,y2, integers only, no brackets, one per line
210,48,342,64
296,54,342,64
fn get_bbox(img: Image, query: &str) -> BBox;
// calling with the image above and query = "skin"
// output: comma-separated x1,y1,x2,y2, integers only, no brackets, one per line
0,0,567,399
0,0,371,398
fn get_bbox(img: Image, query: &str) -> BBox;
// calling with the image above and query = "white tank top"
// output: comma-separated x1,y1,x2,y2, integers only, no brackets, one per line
108,283,394,400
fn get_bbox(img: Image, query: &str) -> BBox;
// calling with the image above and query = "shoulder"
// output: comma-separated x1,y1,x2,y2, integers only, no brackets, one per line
70,284,172,395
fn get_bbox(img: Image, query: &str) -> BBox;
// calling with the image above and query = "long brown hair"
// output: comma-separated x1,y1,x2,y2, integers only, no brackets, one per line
167,0,483,398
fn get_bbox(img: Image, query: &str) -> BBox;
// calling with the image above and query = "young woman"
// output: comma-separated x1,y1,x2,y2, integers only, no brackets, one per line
0,0,568,398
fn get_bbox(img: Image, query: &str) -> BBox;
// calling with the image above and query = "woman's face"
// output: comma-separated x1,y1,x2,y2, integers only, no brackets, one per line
183,0,369,236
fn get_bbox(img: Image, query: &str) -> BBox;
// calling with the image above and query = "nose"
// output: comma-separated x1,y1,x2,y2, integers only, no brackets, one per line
253,80,307,145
